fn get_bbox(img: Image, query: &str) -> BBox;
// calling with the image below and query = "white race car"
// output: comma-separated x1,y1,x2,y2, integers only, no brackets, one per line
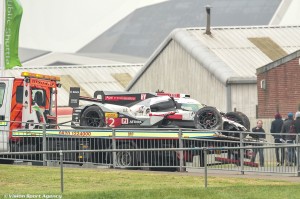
71,91,250,134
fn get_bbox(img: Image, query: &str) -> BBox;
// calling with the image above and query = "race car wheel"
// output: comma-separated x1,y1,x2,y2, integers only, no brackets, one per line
194,106,222,130
80,106,106,127
223,112,250,138
225,112,250,131
237,112,250,131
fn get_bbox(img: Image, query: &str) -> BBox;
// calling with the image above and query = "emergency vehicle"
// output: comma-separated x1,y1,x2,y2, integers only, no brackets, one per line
0,72,60,153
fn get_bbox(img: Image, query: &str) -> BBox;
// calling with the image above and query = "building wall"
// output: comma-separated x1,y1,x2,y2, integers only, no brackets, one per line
230,84,257,118
129,40,227,111
257,56,300,118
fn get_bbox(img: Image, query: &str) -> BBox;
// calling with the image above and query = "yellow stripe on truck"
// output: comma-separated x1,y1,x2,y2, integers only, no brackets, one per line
12,130,216,138
0,121,7,126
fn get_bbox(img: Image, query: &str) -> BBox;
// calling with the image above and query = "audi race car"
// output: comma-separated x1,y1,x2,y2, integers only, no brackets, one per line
71,91,250,134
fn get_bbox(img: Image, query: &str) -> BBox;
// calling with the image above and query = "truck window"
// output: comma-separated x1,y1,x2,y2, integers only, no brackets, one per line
32,89,46,106
0,83,5,107
16,86,23,103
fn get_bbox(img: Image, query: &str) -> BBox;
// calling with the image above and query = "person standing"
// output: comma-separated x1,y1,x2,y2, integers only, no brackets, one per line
294,112,300,165
270,113,284,166
294,111,300,134
250,120,265,167
281,112,296,166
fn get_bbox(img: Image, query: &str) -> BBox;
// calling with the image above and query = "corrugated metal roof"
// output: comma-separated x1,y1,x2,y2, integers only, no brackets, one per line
79,0,281,58
128,25,300,90
4,64,143,106
187,26,300,77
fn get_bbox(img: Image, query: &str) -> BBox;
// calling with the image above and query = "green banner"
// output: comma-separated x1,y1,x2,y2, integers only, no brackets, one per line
4,0,23,69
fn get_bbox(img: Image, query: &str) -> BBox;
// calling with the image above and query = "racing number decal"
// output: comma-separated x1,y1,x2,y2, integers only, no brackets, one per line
121,118,128,124
106,118,122,127
106,118,115,127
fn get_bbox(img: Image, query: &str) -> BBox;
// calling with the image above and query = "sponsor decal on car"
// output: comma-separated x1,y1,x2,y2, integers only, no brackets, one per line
141,93,147,100
105,112,118,118
105,96,136,101
129,120,142,124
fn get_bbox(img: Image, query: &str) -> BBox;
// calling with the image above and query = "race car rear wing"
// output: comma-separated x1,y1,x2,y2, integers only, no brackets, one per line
69,88,191,107
69,89,158,107
93,91,157,106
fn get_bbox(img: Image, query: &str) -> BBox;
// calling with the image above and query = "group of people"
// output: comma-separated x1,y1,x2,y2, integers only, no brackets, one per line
271,112,300,166
249,112,300,167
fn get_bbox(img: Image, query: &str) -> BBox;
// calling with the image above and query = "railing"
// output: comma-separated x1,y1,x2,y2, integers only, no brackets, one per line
1,144,300,192
1,121,300,175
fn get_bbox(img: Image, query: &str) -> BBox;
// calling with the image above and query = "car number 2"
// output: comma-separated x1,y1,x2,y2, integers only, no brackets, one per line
106,118,115,127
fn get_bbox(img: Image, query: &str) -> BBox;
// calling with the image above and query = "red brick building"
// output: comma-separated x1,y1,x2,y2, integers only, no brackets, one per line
256,50,300,118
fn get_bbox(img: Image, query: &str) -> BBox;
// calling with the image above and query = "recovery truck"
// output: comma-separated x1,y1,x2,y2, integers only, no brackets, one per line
0,72,255,167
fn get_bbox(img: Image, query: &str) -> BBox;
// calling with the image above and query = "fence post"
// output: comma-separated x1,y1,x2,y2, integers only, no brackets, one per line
204,148,208,188
296,134,300,177
240,132,244,175
178,129,184,172
59,150,64,193
42,123,47,166
112,129,117,169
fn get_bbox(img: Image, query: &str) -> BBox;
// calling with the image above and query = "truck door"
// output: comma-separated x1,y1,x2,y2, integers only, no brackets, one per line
0,78,13,152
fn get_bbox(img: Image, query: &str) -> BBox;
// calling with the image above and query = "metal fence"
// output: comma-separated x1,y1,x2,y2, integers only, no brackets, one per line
1,121,300,175
1,144,300,193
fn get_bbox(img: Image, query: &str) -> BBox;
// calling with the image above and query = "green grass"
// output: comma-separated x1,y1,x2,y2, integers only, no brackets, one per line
0,164,299,199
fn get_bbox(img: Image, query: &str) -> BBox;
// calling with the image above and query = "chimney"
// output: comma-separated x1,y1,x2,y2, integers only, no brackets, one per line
205,5,211,35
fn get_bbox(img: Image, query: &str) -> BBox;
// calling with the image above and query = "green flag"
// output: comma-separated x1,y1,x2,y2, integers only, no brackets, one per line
4,0,23,69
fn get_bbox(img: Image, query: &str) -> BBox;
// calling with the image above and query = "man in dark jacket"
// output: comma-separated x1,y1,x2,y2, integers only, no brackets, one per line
281,112,295,166
294,112,300,134
271,113,284,166
250,120,265,167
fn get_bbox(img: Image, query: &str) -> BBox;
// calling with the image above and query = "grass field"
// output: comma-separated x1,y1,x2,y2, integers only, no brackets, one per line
0,164,300,199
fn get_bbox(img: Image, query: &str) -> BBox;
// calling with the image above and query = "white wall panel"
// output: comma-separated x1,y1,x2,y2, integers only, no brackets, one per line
230,84,257,118
130,40,227,111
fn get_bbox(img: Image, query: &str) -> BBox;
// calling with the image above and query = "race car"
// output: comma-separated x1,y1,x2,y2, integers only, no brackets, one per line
71,91,250,133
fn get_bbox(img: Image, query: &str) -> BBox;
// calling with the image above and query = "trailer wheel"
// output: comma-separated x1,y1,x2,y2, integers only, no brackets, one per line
194,106,222,130
116,144,137,167
80,106,106,127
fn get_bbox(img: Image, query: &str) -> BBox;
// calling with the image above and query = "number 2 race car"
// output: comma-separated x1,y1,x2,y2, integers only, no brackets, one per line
71,91,250,134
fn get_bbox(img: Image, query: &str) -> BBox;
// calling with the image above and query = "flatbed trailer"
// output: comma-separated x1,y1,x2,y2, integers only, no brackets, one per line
9,128,229,167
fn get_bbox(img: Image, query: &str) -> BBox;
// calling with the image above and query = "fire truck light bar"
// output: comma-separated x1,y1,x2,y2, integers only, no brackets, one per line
21,72,60,81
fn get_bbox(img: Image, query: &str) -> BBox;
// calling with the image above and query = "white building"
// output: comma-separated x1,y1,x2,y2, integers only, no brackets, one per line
127,26,300,119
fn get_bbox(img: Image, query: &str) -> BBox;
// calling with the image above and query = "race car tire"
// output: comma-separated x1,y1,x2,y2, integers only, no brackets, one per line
225,111,250,131
194,106,222,130
223,112,250,138
80,106,106,127
237,112,250,131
